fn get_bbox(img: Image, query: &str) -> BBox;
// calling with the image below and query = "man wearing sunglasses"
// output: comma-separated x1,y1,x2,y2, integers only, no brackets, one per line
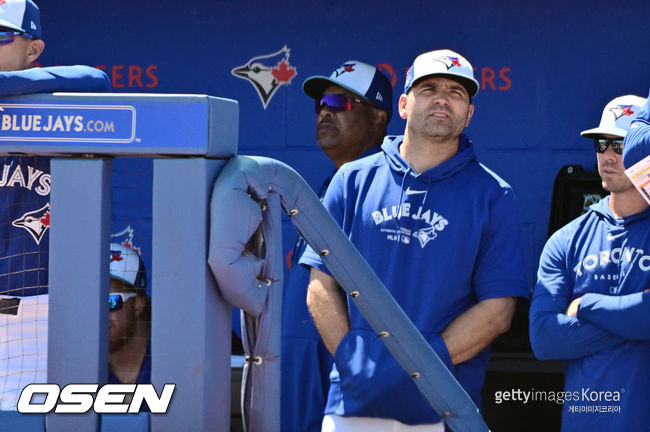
108,243,150,389
0,0,109,410
281,61,392,431
301,49,528,431
0,0,43,72
530,94,650,432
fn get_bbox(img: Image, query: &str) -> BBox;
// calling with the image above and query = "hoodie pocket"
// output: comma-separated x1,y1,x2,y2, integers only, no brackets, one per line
332,328,457,422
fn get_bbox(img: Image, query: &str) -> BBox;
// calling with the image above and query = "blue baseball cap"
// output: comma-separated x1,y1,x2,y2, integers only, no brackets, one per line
404,49,479,98
110,243,147,292
303,61,393,120
0,0,41,39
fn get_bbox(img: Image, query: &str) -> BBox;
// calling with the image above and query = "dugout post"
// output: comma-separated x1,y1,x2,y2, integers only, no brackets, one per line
0,93,238,432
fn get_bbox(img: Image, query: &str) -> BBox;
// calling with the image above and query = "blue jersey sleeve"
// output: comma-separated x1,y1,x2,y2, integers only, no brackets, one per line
577,291,650,340
298,168,346,274
623,89,650,169
472,186,529,301
530,231,626,360
0,65,111,96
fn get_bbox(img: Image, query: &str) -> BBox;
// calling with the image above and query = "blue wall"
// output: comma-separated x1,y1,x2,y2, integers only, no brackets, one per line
37,0,650,288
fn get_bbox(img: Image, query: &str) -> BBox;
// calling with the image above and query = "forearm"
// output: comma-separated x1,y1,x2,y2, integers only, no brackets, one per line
0,65,110,96
578,292,650,340
529,293,625,360
306,268,350,356
441,297,515,365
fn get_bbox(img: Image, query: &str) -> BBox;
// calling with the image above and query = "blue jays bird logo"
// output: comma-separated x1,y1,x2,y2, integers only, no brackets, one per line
334,63,356,77
111,250,124,263
231,45,297,109
12,203,50,245
609,105,635,120
434,56,462,70
111,225,142,255
413,226,438,248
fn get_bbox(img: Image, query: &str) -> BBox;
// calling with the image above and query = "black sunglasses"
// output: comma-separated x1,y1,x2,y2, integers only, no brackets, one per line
594,138,624,155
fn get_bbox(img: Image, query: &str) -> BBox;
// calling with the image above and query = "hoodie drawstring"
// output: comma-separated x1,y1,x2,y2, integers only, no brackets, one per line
395,167,412,242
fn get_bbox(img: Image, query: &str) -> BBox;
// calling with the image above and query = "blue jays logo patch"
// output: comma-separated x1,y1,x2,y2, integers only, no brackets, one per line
231,45,297,109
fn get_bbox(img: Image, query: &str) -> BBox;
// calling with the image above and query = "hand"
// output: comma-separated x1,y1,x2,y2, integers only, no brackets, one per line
566,296,582,317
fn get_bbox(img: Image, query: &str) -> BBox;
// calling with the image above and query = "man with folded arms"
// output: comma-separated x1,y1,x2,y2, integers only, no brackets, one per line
530,93,650,431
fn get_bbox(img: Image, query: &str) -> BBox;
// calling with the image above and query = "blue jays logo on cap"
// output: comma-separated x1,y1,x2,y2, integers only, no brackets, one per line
334,63,356,78
610,105,635,120
435,56,462,70
110,250,123,263
404,49,479,97
109,242,147,289
303,60,393,120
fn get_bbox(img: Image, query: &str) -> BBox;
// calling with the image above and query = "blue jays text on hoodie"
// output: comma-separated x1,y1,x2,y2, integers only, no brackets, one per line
530,197,650,432
300,135,528,425
0,65,110,297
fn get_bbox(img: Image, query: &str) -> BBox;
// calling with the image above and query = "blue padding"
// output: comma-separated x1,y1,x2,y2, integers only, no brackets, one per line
0,412,45,432
100,413,150,432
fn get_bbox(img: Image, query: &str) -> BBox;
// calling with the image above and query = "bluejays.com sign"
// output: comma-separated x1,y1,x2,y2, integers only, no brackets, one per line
0,103,135,143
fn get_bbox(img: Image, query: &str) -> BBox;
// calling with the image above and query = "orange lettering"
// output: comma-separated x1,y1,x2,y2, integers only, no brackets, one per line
481,67,496,91
498,67,512,90
128,65,143,88
112,65,125,89
145,65,159,88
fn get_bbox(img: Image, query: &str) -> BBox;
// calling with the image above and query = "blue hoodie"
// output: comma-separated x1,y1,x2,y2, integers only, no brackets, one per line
530,197,650,431
301,134,528,424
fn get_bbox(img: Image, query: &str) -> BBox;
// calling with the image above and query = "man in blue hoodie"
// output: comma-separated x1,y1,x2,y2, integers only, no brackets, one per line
530,94,650,431
301,49,528,431
0,0,109,410
282,61,392,431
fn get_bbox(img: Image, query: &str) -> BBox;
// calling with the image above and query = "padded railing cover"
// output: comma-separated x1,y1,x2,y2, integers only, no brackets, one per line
208,156,489,432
